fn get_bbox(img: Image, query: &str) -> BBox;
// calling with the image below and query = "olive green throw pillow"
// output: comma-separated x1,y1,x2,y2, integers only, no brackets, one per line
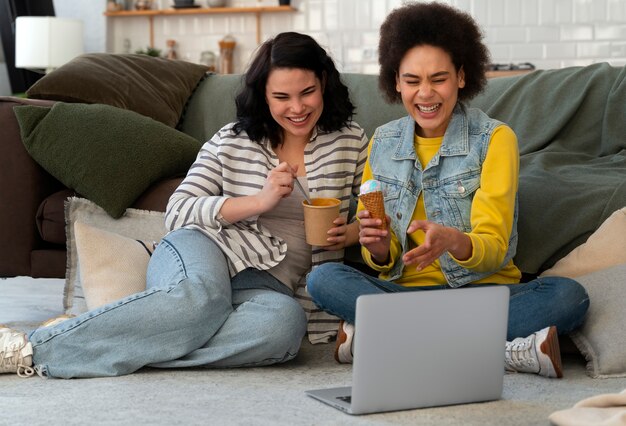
26,53,208,128
15,103,201,218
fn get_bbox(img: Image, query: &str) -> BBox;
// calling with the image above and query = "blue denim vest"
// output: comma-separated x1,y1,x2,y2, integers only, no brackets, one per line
370,103,518,287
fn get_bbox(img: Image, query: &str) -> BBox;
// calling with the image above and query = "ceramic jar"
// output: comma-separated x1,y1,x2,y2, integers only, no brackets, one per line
134,0,153,10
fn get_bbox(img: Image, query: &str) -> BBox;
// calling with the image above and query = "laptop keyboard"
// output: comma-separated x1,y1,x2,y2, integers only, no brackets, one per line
336,395,352,403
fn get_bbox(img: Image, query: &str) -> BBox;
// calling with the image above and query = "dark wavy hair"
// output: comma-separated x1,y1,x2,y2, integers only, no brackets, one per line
378,2,490,103
234,32,355,148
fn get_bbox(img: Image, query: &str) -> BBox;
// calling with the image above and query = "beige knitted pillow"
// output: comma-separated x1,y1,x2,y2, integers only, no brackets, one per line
64,197,168,315
540,207,626,278
74,221,156,310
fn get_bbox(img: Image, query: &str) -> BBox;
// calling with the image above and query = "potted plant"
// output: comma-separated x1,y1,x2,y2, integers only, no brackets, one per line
135,46,162,57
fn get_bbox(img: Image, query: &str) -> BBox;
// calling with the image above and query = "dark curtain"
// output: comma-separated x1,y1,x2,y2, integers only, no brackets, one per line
0,0,55,94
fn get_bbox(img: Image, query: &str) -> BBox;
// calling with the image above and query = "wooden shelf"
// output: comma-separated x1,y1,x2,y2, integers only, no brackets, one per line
104,5,294,17
486,70,533,78
105,6,296,45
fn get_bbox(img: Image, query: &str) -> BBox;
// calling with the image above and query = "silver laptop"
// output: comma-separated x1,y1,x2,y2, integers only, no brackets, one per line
306,286,510,415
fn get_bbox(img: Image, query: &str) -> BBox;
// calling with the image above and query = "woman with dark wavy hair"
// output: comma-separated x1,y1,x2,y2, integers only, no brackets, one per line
235,31,355,146
308,3,588,378
0,32,368,379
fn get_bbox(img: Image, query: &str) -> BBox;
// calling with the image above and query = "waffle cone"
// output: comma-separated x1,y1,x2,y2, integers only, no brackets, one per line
359,191,386,229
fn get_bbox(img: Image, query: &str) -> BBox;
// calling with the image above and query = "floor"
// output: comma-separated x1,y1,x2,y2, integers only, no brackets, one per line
0,276,65,326
2,276,626,425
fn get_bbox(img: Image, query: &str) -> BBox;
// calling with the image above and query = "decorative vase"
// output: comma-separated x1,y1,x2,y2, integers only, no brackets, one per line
218,35,236,74
107,1,123,12
165,39,178,60
278,0,290,5
200,51,217,72
134,0,152,10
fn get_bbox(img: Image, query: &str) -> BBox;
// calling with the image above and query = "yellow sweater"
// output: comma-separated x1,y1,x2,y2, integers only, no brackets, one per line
360,125,522,286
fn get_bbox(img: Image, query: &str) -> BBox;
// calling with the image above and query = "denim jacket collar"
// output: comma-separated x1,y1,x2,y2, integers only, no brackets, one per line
393,103,470,162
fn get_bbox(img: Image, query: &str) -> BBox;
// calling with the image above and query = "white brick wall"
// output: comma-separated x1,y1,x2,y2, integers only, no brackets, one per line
5,0,620,94
101,0,626,73
54,0,108,52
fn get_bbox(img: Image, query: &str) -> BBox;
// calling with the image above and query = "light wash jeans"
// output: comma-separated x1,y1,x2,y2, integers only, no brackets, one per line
29,228,307,378
307,263,589,341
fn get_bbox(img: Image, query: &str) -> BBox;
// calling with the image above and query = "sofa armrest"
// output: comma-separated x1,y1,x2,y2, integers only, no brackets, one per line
0,96,66,277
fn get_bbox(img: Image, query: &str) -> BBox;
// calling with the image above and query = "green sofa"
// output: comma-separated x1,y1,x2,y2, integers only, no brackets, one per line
179,63,626,277
0,56,624,282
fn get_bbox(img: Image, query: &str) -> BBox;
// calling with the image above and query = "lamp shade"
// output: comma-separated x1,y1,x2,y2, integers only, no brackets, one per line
15,16,84,72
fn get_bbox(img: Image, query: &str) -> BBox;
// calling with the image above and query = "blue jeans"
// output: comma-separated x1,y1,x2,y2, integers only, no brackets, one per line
306,263,589,341
30,228,307,378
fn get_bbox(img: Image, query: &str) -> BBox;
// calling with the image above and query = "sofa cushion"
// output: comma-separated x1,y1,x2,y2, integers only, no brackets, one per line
14,103,201,218
25,53,208,128
64,197,167,315
569,263,626,378
74,221,155,310
540,207,626,278
36,189,77,245
132,177,183,212
35,179,181,246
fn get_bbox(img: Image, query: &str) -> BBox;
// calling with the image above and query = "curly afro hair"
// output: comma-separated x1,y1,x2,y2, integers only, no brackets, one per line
378,2,490,103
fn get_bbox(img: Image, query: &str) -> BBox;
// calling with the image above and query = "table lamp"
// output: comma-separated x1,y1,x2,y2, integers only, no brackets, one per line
15,16,84,74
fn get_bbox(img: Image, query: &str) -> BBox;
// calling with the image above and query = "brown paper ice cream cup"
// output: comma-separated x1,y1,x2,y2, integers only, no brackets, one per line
302,197,341,246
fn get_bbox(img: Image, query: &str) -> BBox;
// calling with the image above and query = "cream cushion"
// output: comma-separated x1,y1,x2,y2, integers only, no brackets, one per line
569,263,626,378
74,221,154,310
538,207,626,378
65,197,168,315
540,207,626,278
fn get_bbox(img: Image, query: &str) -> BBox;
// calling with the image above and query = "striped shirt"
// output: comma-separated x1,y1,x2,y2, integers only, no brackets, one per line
165,122,369,343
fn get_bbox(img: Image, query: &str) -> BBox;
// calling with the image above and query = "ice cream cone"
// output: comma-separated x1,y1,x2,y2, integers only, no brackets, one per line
359,191,386,230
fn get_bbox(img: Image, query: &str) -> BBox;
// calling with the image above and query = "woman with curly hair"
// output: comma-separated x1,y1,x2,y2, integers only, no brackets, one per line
307,3,589,378
1,32,368,378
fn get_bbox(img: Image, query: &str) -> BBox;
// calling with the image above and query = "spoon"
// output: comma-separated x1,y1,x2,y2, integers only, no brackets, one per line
294,177,312,205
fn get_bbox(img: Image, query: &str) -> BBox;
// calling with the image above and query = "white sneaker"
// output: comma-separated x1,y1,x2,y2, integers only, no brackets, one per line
505,326,562,378
40,314,75,328
0,325,34,377
334,321,355,364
